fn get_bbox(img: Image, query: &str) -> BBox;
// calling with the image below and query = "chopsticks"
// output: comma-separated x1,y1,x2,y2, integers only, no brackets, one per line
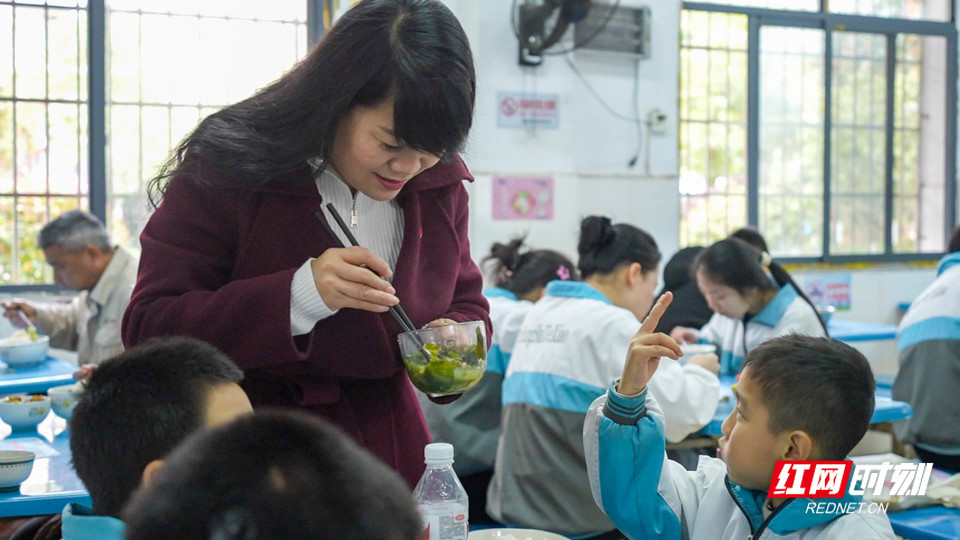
322,204,420,333
314,204,433,359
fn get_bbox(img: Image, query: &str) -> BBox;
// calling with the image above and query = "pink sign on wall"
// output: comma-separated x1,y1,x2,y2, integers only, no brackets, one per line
804,273,852,310
492,177,554,220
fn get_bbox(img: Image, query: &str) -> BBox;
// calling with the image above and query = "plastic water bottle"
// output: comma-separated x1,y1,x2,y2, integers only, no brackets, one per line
413,443,469,540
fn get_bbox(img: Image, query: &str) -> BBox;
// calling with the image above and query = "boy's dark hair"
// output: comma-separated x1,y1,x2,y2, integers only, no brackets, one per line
577,216,661,280
742,335,875,460
729,226,768,253
483,236,578,296
949,225,960,253
122,411,422,540
70,337,243,518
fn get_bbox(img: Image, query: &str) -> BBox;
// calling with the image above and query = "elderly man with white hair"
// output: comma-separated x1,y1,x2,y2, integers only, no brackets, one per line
2,210,138,365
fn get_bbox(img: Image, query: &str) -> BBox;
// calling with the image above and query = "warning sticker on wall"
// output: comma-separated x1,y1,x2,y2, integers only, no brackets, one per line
497,92,559,129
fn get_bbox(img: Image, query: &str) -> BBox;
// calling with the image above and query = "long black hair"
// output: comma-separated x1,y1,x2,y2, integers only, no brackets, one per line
147,0,476,206
483,237,578,297
695,238,828,333
577,216,661,279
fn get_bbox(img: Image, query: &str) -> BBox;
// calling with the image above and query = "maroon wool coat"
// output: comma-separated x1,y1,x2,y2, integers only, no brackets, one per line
121,157,491,487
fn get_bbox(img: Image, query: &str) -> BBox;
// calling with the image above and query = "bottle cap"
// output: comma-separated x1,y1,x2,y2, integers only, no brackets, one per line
424,442,454,465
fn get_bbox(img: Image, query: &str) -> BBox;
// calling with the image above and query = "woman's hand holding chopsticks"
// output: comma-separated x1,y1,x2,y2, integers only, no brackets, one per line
309,246,399,313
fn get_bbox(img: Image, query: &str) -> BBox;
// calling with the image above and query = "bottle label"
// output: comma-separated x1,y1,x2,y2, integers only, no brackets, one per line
419,503,468,540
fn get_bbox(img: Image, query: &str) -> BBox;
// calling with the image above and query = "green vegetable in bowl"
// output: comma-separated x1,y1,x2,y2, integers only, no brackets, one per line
403,343,485,396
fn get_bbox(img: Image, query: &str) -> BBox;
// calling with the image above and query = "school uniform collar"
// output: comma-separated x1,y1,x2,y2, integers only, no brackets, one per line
937,252,960,276
483,287,518,300
544,280,611,305
750,283,799,328
61,503,126,540
725,473,863,535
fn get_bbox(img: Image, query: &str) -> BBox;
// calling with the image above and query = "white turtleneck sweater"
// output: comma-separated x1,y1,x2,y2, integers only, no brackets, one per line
289,166,405,336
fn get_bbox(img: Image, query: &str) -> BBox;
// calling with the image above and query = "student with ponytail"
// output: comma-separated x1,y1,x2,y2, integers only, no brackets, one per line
486,217,719,539
672,238,827,376
420,237,577,524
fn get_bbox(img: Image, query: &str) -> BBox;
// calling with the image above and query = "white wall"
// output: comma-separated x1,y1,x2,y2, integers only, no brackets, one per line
445,0,946,376
791,266,937,375
446,0,682,266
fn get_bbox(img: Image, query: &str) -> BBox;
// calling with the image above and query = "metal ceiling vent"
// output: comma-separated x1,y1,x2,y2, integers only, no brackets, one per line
574,3,651,59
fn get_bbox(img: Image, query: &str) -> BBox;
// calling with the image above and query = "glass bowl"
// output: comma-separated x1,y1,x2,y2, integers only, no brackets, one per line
398,321,487,397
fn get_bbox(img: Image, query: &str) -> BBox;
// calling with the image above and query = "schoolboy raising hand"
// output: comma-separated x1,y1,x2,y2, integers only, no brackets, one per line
584,333,896,539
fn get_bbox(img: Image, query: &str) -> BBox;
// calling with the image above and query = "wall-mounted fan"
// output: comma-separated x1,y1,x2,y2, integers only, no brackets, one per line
516,0,592,66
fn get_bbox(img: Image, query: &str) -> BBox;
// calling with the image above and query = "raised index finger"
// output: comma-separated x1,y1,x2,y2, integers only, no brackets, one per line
639,291,673,334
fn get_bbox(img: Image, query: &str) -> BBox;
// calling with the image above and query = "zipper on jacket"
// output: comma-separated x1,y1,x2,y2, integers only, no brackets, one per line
350,192,359,229
724,477,793,540
752,499,792,539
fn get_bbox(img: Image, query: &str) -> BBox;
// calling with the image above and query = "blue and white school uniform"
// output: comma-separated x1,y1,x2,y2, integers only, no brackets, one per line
419,287,533,476
583,388,896,539
699,284,826,376
894,252,960,456
61,503,126,540
486,281,719,537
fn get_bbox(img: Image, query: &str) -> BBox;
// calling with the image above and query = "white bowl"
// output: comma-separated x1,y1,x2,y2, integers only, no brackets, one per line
0,395,50,430
0,335,49,368
468,529,568,540
48,383,83,421
0,451,35,491
680,343,717,356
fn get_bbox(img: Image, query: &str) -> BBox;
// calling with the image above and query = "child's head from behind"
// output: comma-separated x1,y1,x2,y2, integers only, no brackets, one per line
484,236,578,301
577,215,661,320
122,411,422,540
719,335,874,491
71,337,252,517
661,246,704,291
728,226,769,253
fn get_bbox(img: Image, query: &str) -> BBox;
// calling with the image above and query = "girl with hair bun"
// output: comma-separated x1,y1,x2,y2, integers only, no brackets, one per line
672,238,827,375
487,217,720,539
420,237,577,524
483,236,578,301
